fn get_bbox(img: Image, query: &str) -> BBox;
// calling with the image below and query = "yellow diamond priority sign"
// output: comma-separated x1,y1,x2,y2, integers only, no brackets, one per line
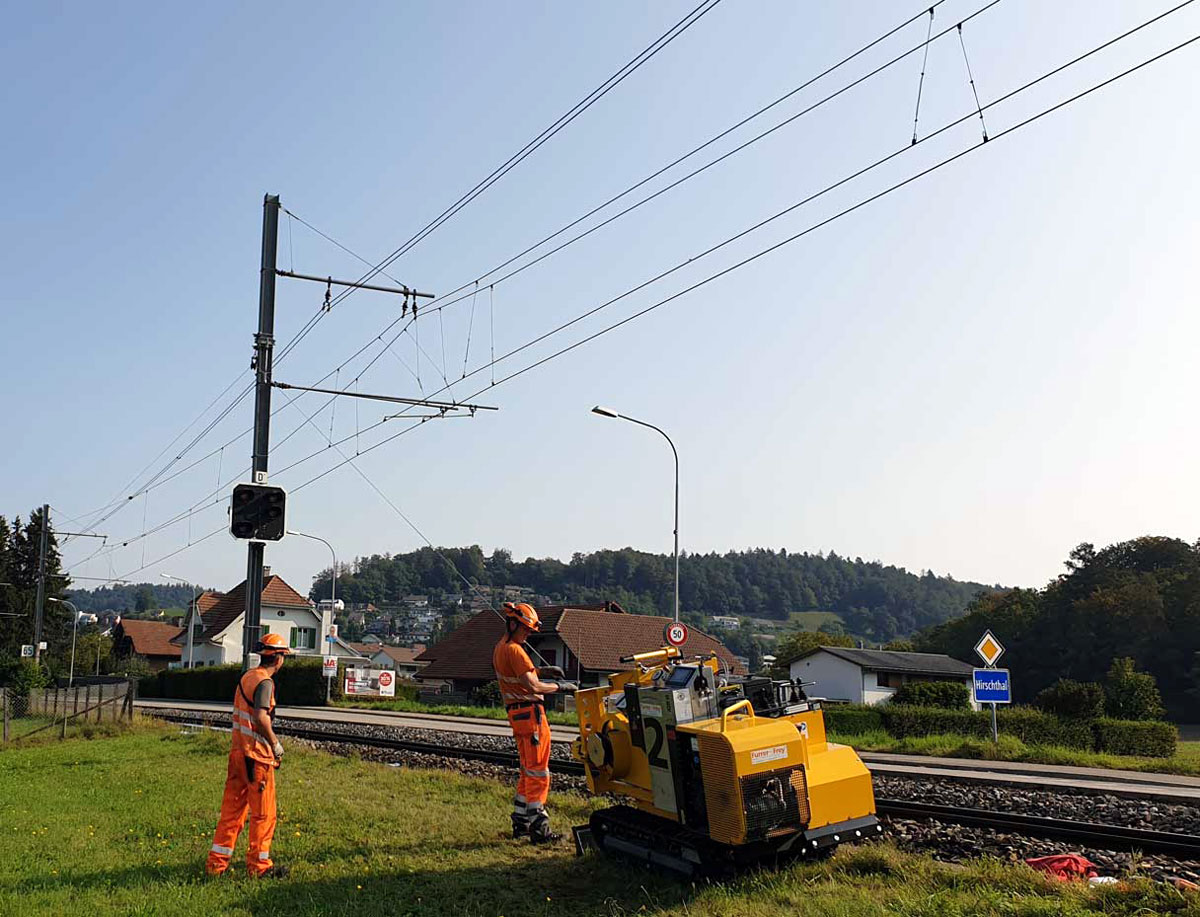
974,630,1005,667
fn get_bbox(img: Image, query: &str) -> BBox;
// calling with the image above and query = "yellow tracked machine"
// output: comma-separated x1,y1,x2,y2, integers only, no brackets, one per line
571,647,879,876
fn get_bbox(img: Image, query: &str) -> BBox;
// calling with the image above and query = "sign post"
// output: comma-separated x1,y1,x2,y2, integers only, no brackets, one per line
324,625,339,704
973,630,1007,743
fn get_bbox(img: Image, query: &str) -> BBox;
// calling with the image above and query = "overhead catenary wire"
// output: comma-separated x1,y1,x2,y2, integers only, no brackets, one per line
80,0,975,526
958,23,990,140
280,16,1200,499
273,385,555,667
912,7,937,143
69,3,1196,572
271,0,726,368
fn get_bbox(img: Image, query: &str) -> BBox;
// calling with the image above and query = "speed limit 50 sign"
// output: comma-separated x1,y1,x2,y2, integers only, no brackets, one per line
663,621,689,647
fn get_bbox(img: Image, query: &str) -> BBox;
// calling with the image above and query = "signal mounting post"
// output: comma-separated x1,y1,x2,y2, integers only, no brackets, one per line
239,194,441,669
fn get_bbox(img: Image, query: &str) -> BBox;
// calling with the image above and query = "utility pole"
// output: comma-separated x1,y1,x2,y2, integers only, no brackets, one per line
242,194,280,670
33,504,49,662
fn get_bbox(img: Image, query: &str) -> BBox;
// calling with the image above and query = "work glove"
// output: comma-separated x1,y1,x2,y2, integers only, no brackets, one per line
555,680,580,693
538,666,565,680
273,741,285,759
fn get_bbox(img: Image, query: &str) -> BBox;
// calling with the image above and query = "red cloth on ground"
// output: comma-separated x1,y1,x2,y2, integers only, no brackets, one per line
1025,854,1098,881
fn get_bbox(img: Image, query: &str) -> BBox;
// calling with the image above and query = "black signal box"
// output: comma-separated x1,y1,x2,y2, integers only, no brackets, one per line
229,483,287,542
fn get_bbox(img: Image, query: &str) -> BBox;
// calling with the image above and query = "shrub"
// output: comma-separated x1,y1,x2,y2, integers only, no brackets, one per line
877,704,1092,749
1104,657,1165,721
143,658,328,705
1093,718,1177,758
890,681,971,710
824,704,884,735
1034,679,1105,720
470,680,502,707
880,705,990,739
2,660,51,697
995,707,1092,750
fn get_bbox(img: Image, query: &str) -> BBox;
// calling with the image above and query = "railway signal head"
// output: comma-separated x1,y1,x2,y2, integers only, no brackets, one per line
229,483,287,542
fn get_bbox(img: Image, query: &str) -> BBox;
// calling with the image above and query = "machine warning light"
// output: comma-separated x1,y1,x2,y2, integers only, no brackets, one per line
229,483,287,541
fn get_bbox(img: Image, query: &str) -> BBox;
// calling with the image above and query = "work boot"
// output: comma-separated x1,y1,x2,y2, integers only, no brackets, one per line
256,865,290,879
528,814,561,845
511,815,530,839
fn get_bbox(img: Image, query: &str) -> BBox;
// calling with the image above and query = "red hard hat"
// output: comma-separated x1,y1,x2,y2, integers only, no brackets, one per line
503,602,540,632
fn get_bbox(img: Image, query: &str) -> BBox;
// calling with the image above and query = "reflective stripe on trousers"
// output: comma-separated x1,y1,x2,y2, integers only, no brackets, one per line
205,751,277,876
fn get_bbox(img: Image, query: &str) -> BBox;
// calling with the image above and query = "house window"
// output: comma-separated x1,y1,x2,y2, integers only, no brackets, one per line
541,649,557,667
290,626,316,650
877,672,903,688
192,622,203,640
260,625,270,637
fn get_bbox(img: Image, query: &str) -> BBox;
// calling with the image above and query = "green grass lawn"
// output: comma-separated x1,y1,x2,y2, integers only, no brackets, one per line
331,697,578,726
3,725,1199,916
788,611,844,631
832,731,1200,777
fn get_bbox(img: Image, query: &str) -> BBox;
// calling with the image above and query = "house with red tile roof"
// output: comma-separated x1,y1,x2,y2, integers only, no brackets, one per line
112,619,182,671
363,644,428,678
169,568,346,667
415,604,743,694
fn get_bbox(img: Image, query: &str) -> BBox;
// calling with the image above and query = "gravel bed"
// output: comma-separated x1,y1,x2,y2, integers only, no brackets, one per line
156,707,575,761
885,817,1200,885
875,774,1200,835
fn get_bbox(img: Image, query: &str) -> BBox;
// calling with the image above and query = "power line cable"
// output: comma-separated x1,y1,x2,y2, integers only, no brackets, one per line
107,0,961,520
274,0,726,367
283,18,1200,497
69,4,1195,570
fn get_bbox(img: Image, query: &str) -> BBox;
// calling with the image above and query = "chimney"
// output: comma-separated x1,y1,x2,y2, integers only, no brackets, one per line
262,566,271,579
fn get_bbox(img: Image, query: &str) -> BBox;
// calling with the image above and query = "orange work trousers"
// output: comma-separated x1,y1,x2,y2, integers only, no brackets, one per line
509,703,551,826
206,752,277,876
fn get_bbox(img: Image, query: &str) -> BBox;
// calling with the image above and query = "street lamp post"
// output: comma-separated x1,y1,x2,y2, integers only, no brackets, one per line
162,573,199,669
591,406,680,623
288,530,338,702
48,597,80,686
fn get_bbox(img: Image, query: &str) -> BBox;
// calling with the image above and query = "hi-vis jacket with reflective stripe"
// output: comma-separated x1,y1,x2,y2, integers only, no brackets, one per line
232,668,276,765
493,639,543,706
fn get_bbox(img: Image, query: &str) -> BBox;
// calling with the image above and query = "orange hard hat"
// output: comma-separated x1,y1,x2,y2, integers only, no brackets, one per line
503,602,540,632
256,632,293,656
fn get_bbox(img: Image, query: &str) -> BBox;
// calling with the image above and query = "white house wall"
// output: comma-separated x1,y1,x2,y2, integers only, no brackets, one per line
789,652,864,704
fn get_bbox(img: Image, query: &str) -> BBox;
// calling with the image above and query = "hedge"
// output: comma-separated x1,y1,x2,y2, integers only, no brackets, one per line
823,704,884,735
995,707,1093,750
1093,718,1177,758
139,658,328,705
890,681,971,710
877,705,1093,750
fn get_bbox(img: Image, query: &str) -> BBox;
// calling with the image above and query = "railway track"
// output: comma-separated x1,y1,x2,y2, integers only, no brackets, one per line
151,710,1200,860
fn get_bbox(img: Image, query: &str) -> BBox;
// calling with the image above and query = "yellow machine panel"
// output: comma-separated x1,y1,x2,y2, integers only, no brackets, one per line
573,648,880,876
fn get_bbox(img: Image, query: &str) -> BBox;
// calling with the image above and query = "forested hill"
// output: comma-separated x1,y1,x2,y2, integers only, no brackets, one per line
311,547,997,641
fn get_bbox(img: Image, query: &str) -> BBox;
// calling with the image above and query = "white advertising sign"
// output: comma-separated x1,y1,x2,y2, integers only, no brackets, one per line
344,666,397,697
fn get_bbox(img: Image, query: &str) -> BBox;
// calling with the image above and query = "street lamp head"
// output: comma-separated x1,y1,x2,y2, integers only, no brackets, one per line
591,405,620,419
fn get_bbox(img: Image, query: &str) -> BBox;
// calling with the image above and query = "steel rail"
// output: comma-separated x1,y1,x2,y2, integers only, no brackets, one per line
149,710,1200,859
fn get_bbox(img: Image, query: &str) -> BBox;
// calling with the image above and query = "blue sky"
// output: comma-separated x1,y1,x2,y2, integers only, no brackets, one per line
3,1,1198,597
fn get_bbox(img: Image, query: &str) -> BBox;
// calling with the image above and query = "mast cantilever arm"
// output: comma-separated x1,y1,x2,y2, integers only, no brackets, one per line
271,381,497,412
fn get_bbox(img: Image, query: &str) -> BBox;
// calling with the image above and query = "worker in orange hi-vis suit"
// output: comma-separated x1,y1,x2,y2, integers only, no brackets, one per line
206,633,292,878
493,602,578,842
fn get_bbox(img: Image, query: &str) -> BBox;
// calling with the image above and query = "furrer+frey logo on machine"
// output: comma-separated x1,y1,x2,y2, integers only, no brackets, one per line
750,745,789,765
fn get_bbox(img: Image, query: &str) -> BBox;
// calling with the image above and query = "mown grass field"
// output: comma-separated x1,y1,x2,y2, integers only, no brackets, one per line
3,725,1200,916
787,611,844,631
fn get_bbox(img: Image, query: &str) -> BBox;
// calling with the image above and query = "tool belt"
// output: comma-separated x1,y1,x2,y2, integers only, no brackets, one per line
505,700,544,711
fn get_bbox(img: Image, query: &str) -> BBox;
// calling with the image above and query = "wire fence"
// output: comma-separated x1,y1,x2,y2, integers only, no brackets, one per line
0,681,136,743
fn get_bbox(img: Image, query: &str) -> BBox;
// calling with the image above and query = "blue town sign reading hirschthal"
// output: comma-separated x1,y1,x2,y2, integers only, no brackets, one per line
972,668,1012,704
